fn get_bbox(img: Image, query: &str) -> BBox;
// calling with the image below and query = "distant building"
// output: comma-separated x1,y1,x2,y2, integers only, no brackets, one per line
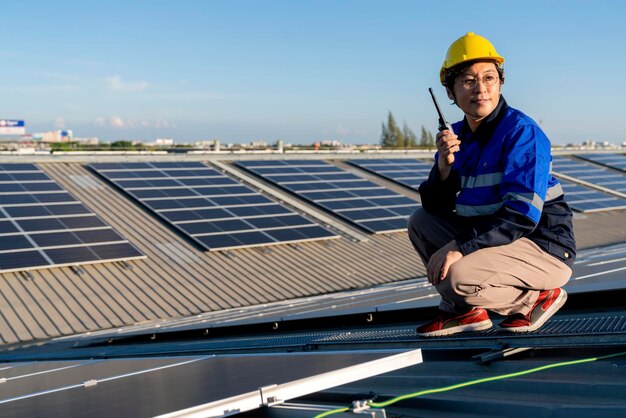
320,140,342,148
0,119,26,136
250,140,268,148
154,138,174,147
193,140,219,150
33,130,74,143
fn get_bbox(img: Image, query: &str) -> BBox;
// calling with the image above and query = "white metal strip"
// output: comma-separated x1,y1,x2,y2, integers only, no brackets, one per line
155,349,423,418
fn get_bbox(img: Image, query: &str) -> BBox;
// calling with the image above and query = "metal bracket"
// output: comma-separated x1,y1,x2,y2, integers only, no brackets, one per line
71,265,85,276
473,346,533,365
351,400,386,417
260,384,282,406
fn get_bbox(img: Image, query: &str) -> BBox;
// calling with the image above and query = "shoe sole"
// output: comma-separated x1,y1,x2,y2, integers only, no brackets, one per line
500,289,568,333
417,319,493,337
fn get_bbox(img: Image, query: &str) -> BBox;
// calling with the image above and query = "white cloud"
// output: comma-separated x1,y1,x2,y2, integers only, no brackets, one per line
54,117,66,129
103,75,149,93
93,116,175,129
110,116,128,128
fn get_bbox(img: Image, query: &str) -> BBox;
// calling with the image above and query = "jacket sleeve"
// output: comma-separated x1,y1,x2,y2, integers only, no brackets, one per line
418,156,461,215
455,206,537,255
454,124,551,256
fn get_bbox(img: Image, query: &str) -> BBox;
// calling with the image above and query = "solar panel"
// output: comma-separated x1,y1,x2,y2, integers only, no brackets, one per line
0,350,422,418
552,155,626,194
88,162,338,251
0,163,144,274
347,158,432,190
235,160,420,233
557,178,626,213
575,153,626,172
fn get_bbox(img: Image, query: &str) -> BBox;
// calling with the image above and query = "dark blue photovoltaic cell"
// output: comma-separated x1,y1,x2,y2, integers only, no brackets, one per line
144,198,214,210
0,235,33,251
0,163,144,273
9,172,51,181
0,250,48,270
105,171,168,179
359,218,409,231
74,229,124,244
285,181,372,192
21,183,64,192
30,232,82,247
268,173,359,183
5,206,50,218
347,158,432,190
557,178,626,213
196,232,275,249
552,156,626,212
129,189,196,199
0,221,17,234
265,225,334,241
210,195,273,206
178,177,239,186
191,186,252,196
0,183,27,193
160,208,232,222
0,163,38,171
162,169,218,177
60,216,108,229
235,160,420,233
178,219,251,235
228,205,292,217
17,218,66,232
90,243,144,260
151,162,207,169
47,204,91,216
82,162,150,170
246,215,313,229
88,162,337,250
35,193,76,203
339,208,399,221
0,194,39,205
575,153,626,172
116,179,181,188
45,246,99,264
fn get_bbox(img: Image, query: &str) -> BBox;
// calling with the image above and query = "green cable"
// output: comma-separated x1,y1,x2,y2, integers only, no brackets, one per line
312,407,349,418
312,351,626,418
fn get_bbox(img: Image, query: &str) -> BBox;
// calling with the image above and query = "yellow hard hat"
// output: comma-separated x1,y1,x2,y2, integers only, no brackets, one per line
440,32,504,84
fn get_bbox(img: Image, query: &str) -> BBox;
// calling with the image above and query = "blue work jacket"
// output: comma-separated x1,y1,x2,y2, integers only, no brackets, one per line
419,96,576,268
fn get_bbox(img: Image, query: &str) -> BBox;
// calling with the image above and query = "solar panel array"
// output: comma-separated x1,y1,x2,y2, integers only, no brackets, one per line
551,156,626,212
347,158,432,190
235,160,420,233
88,162,338,251
575,153,626,173
0,163,144,274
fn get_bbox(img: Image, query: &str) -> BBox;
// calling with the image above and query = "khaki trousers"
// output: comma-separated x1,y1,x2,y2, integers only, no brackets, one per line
408,208,572,316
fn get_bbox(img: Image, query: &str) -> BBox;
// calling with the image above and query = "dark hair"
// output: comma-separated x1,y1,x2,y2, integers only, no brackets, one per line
443,60,505,89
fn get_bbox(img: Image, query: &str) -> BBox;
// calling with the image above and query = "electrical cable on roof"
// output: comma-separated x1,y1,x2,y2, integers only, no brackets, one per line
312,351,626,418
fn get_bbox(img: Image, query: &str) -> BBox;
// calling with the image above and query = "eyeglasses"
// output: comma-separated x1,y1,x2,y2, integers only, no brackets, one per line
456,74,500,89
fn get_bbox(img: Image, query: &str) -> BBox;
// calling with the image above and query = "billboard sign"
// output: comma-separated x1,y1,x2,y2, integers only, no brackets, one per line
0,119,26,135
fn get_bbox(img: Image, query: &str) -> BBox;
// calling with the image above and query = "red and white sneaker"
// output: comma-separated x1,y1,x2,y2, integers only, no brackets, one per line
416,308,492,337
499,288,567,333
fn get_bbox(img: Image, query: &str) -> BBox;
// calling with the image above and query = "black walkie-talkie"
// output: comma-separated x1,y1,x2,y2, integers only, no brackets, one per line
428,87,454,134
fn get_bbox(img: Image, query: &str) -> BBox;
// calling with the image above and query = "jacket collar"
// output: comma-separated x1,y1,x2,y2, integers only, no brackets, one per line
458,95,508,142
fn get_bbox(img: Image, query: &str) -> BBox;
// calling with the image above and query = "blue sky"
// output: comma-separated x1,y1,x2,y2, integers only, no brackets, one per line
1,1,625,145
